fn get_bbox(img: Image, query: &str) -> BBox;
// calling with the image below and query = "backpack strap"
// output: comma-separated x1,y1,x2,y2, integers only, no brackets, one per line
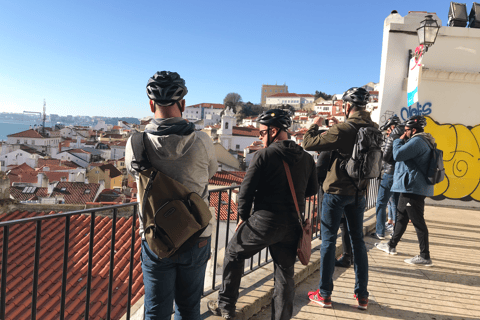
131,132,153,172
412,135,434,179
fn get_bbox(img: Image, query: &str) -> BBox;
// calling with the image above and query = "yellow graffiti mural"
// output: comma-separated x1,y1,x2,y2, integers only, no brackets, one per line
425,117,480,201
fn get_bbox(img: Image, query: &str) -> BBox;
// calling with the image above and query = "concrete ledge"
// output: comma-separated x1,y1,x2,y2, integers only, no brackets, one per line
200,207,377,320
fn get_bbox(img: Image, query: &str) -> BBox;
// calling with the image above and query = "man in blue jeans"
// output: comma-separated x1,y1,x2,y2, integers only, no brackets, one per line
370,116,402,240
303,87,377,310
126,71,218,320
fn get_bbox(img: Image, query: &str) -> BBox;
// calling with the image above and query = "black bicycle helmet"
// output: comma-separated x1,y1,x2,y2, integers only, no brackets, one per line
342,87,370,106
380,115,401,131
404,115,427,129
257,109,292,130
146,71,188,106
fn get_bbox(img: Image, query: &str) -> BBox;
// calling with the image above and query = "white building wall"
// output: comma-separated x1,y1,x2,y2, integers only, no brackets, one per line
377,11,480,208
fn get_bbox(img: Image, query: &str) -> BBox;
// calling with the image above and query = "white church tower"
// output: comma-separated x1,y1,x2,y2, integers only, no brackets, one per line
218,107,235,150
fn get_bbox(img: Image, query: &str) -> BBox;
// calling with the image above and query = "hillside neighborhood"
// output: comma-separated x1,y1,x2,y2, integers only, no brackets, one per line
0,82,379,206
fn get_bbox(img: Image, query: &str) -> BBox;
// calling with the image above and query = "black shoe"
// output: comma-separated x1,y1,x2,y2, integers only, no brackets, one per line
335,255,352,268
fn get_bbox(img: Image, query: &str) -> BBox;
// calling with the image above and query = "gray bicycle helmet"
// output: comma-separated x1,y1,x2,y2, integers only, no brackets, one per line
146,71,188,106
342,87,370,106
257,109,292,130
404,115,427,129
380,115,401,131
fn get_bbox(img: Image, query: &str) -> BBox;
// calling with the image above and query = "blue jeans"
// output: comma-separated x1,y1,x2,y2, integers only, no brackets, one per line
375,173,398,236
319,193,368,298
387,195,396,221
141,237,211,320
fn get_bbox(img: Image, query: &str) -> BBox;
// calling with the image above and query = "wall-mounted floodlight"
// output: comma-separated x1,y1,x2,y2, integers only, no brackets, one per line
469,2,480,28
417,15,441,51
448,2,468,26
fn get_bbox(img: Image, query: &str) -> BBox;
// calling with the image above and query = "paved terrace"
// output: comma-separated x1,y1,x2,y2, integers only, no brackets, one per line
193,206,480,320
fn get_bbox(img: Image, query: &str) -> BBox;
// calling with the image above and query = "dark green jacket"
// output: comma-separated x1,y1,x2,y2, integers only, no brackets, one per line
303,110,379,195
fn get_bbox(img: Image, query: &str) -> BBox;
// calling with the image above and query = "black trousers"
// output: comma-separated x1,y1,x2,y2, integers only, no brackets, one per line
218,210,301,320
388,193,430,259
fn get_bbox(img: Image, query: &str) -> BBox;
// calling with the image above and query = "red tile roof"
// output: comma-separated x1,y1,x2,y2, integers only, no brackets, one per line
209,171,245,186
7,129,45,138
9,187,49,201
38,159,79,168
187,103,225,109
232,126,260,137
209,191,238,220
0,210,143,320
43,171,69,182
50,182,101,204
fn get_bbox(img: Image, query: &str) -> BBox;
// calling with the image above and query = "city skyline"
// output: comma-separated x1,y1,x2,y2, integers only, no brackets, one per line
1,0,459,118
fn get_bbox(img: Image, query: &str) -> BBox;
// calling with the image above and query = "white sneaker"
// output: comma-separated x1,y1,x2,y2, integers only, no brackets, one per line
404,255,433,267
375,243,397,255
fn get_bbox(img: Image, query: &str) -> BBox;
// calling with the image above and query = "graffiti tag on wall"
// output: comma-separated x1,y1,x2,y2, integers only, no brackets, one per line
425,116,480,201
401,102,432,121
380,102,433,125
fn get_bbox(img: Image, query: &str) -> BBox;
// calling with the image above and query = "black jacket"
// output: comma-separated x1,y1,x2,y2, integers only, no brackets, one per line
382,124,404,174
238,140,318,221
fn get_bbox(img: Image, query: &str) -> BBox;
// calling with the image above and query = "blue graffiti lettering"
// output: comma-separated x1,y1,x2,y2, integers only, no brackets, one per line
400,102,432,120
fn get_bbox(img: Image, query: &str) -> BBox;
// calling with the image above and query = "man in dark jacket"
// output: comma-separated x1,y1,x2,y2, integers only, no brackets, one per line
370,116,402,240
303,87,376,310
208,109,318,320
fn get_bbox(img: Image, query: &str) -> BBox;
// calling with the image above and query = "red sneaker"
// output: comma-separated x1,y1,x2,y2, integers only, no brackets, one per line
308,289,332,308
354,294,368,310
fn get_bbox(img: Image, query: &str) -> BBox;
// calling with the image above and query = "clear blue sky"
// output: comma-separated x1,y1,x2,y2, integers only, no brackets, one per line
0,0,460,118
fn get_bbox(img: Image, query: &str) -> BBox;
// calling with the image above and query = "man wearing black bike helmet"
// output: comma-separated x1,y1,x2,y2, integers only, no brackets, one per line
370,115,403,240
126,71,217,320
303,87,376,310
208,109,318,320
375,115,435,267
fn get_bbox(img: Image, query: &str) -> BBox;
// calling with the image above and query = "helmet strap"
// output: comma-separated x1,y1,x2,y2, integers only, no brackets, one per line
266,126,282,147
175,101,183,117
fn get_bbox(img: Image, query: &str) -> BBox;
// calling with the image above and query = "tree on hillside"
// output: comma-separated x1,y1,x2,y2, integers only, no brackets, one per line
315,90,333,101
235,102,264,122
223,92,243,113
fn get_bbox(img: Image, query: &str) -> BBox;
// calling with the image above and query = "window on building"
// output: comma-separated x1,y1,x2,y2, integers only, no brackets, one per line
236,144,240,150
32,140,35,145
17,140,20,143
225,122,229,129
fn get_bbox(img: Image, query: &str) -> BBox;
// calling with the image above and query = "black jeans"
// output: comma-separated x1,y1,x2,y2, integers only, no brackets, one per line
388,193,430,259
218,210,301,320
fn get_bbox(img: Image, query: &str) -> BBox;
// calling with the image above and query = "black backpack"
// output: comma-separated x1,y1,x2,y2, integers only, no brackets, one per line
417,136,445,185
343,122,384,187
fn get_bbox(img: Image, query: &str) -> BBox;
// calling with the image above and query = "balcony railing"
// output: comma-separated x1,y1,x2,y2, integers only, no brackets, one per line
0,178,380,319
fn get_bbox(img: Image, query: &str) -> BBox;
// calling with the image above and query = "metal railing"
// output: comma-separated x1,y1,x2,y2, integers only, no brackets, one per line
0,179,380,319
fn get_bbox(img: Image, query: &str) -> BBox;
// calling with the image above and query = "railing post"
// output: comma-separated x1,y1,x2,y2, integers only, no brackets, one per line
126,205,137,320
212,191,222,290
1,226,9,320
84,212,96,320
60,216,70,320
106,208,118,320
31,220,42,319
